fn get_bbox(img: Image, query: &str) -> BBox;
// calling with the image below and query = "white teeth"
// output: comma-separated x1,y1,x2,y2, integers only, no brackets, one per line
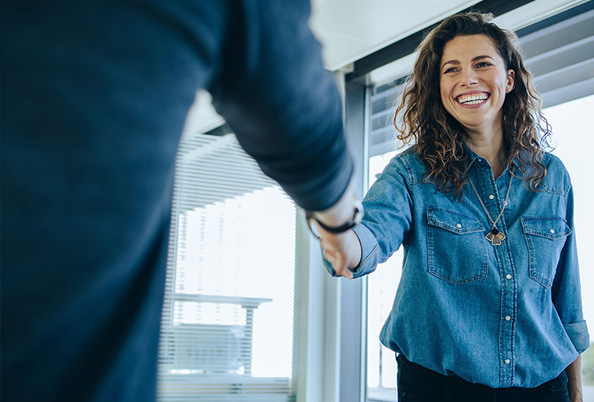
463,99,485,105
457,94,488,104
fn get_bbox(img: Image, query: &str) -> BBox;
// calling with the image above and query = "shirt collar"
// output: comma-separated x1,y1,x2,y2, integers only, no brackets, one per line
463,141,519,175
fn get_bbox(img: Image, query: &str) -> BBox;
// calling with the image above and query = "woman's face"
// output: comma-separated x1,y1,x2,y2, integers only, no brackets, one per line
439,34,515,137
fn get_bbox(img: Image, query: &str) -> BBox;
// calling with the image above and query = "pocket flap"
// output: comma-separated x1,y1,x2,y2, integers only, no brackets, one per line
427,207,484,234
521,217,572,240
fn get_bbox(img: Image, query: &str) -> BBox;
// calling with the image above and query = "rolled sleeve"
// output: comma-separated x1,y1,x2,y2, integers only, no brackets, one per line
563,321,590,354
350,223,381,278
552,182,590,354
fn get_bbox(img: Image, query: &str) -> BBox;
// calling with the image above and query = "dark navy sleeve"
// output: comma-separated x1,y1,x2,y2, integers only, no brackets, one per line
210,0,354,211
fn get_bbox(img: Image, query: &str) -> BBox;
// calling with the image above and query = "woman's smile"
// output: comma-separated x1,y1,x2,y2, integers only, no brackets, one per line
456,91,490,106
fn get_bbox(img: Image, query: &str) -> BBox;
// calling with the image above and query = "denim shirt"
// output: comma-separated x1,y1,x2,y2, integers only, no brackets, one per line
325,146,589,388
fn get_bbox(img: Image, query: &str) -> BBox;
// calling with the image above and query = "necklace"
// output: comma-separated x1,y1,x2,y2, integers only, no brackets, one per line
467,176,513,246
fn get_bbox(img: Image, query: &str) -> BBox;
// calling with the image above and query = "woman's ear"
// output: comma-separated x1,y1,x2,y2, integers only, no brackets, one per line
506,69,515,93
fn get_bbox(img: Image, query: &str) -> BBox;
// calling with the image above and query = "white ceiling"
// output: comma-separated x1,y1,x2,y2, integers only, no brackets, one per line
184,0,589,134
309,0,480,71
367,0,590,85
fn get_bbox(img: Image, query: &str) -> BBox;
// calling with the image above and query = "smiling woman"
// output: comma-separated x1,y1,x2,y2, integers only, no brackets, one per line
317,11,589,402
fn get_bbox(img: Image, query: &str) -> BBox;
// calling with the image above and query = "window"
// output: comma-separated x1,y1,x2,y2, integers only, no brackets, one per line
365,78,405,402
158,133,298,402
544,94,594,397
366,151,401,402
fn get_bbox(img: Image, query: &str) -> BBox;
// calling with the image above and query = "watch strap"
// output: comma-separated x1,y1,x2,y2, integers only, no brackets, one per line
306,202,363,234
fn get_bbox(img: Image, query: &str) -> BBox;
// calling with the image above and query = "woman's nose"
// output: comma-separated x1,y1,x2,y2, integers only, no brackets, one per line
460,69,478,86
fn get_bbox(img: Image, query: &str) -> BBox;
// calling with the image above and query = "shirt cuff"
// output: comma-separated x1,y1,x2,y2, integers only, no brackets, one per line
564,320,590,353
349,223,380,278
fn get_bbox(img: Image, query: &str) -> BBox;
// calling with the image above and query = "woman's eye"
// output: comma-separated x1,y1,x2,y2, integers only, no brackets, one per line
476,62,492,68
443,67,457,74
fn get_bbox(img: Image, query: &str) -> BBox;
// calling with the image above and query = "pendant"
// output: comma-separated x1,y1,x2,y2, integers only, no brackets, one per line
486,228,506,246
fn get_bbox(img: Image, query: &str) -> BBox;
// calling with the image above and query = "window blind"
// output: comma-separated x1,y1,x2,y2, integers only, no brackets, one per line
517,6,594,109
158,132,297,402
368,78,406,158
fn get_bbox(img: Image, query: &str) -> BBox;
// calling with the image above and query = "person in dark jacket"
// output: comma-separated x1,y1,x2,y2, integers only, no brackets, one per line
0,1,358,401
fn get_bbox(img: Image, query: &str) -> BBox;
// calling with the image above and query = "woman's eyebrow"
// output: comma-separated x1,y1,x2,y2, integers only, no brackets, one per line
441,55,495,69
472,55,495,62
441,59,460,68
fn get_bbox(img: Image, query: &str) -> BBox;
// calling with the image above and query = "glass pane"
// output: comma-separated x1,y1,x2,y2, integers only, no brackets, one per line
158,134,297,401
544,94,594,399
366,151,401,402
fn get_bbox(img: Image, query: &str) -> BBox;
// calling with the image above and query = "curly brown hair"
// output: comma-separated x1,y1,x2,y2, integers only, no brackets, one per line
394,12,551,199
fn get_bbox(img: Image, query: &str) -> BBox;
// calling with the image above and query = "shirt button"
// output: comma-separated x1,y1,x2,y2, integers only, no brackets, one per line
505,316,511,321
504,359,511,364
489,194,495,200
505,274,512,280
456,223,462,228
550,229,555,234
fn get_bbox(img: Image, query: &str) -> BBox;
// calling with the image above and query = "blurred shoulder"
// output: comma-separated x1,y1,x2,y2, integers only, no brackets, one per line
387,146,425,180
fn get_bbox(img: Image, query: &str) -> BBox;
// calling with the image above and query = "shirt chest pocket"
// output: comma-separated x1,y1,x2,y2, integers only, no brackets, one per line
426,207,488,285
521,217,571,288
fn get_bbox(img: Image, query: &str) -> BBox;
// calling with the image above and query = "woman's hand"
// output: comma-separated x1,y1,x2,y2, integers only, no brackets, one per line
567,355,583,402
317,228,361,279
